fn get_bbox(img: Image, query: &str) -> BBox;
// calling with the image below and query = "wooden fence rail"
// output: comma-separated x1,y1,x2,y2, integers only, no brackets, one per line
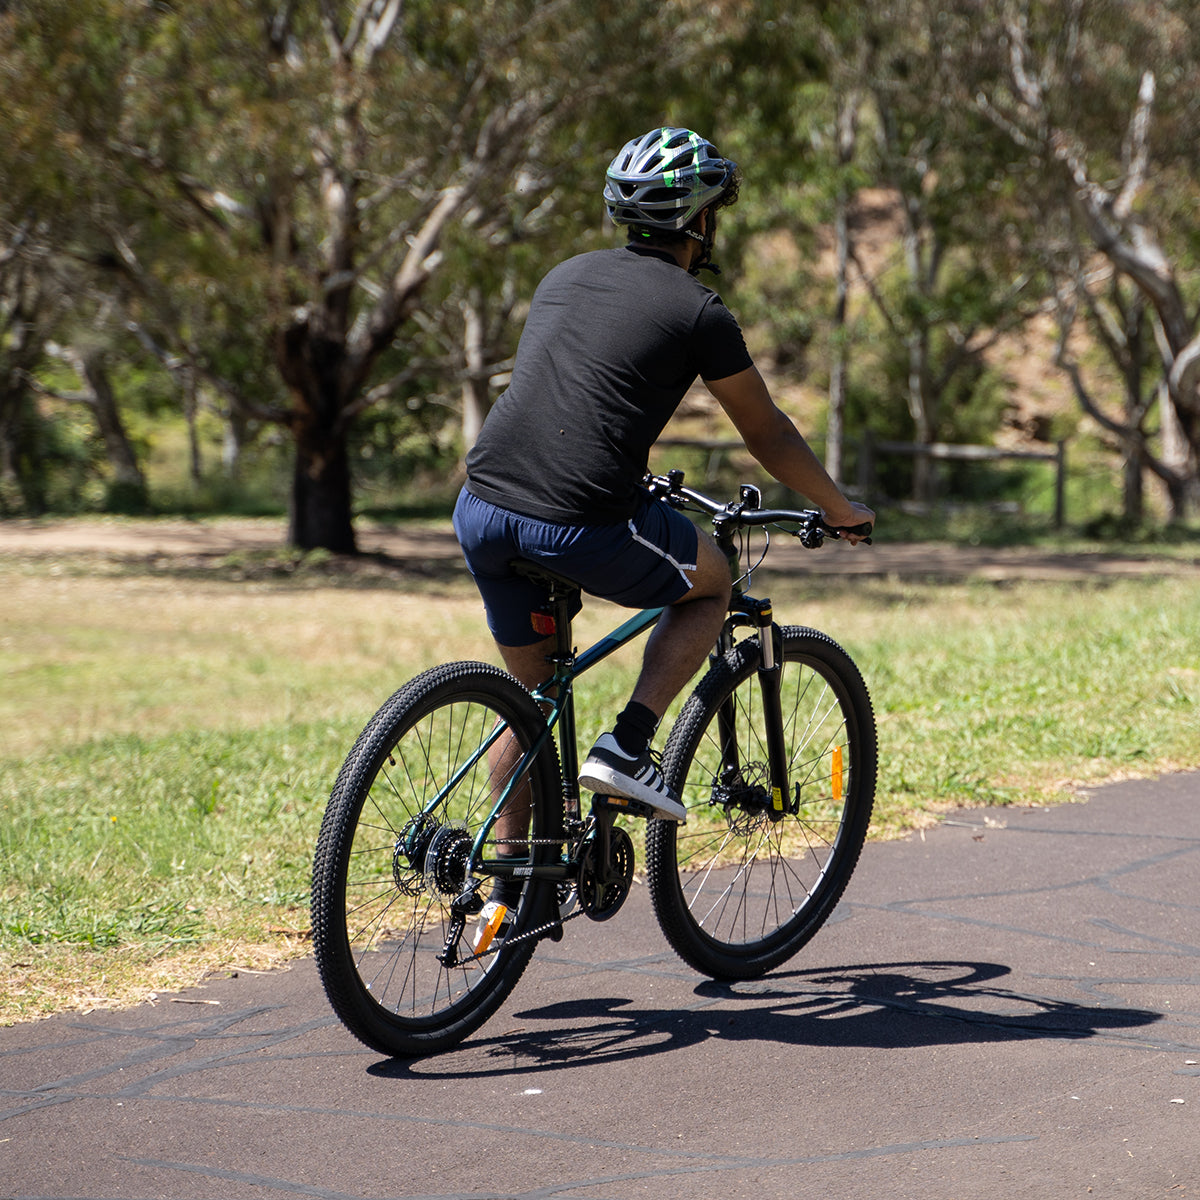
656,435,1068,528
858,437,1067,528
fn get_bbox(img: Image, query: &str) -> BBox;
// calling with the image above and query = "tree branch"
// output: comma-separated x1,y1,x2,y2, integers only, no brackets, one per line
1115,71,1155,221
344,0,403,65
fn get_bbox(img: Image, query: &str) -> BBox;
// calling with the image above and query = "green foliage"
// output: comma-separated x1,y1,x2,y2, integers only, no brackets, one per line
864,575,1200,817
3,0,1200,529
0,723,342,950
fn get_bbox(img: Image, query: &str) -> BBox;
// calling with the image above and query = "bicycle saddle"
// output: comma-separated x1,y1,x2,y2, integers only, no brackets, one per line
508,558,583,596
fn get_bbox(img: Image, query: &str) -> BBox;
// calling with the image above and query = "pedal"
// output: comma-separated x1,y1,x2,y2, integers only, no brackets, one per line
593,794,656,820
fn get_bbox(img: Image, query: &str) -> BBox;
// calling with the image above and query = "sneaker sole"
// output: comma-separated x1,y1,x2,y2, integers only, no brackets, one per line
578,764,687,823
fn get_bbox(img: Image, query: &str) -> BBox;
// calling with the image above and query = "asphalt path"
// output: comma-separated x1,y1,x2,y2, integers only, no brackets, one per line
3,771,1198,1199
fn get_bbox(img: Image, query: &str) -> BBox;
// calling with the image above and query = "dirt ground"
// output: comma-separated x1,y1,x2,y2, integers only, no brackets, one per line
0,514,1197,582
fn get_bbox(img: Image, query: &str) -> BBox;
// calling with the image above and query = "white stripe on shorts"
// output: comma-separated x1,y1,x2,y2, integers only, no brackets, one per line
627,519,696,591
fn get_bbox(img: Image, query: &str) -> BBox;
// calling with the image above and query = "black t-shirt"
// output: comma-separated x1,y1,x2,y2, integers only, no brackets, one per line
464,244,753,524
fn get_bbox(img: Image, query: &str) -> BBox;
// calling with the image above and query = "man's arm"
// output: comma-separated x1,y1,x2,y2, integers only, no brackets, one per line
704,366,875,540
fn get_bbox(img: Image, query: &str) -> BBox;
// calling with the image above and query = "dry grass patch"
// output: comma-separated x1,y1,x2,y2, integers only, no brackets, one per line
3,555,1199,1024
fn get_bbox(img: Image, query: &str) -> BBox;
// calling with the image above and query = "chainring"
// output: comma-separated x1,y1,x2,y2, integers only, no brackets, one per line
578,825,634,921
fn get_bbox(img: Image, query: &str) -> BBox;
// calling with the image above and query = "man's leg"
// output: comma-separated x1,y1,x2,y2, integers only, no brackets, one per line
579,531,731,820
627,530,731,719
497,635,558,696
481,635,556,886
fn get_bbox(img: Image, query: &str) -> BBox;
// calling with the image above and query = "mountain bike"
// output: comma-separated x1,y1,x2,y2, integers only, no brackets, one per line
310,469,877,1056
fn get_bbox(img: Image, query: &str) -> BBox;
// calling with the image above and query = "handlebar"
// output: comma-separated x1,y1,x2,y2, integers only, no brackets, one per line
644,469,873,547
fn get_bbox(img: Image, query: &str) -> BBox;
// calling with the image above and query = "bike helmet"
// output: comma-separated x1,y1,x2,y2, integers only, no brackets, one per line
604,127,738,231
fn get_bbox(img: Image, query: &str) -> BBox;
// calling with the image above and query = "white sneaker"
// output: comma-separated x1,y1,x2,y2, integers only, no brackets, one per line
578,733,687,823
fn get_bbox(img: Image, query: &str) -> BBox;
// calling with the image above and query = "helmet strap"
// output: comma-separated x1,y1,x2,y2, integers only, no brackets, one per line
685,226,721,277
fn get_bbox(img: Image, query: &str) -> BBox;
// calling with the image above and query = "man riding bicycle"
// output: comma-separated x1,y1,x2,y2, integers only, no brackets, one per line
454,126,874,834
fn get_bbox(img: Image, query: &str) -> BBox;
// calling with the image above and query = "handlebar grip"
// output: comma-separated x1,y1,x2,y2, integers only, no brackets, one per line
832,521,873,543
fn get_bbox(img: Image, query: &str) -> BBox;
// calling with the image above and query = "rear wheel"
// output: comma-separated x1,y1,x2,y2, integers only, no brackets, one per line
311,662,560,1056
646,627,876,979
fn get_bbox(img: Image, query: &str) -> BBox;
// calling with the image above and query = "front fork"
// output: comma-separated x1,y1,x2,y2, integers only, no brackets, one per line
714,596,793,820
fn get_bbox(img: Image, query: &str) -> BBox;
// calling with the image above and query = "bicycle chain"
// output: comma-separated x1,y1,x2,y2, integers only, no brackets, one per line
459,827,593,964
458,903,586,966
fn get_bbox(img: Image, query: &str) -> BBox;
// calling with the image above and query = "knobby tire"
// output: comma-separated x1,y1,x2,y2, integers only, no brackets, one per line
310,662,559,1056
646,627,877,979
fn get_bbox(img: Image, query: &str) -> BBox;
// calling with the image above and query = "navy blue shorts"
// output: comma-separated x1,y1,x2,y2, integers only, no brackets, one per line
453,489,700,646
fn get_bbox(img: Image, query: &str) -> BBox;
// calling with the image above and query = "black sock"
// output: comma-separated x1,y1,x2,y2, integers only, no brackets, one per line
490,863,524,909
612,701,658,757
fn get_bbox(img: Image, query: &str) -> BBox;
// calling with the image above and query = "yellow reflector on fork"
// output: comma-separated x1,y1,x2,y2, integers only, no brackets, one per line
831,746,844,800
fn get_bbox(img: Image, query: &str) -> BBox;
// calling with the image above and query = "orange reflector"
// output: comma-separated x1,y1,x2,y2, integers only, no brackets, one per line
832,746,844,800
473,903,509,956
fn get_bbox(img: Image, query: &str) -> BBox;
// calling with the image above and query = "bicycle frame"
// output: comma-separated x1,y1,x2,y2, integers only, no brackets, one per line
417,472,870,893
467,579,792,892
472,564,665,878
399,564,666,890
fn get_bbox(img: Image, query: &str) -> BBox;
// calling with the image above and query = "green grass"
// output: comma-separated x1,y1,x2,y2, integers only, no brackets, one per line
1,553,1198,1020
859,577,1200,816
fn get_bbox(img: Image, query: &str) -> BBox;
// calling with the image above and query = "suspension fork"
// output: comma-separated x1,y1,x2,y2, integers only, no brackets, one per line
712,597,790,818
752,601,791,818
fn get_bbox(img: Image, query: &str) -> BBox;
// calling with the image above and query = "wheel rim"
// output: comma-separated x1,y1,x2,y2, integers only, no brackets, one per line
332,691,539,1028
668,648,866,955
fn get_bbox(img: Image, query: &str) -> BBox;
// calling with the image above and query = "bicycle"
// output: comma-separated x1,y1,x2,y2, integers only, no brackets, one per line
310,469,877,1056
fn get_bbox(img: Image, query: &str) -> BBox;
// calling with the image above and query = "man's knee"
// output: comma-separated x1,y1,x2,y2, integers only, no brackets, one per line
682,532,733,605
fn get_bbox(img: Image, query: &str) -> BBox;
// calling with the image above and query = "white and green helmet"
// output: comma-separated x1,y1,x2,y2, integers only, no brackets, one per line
603,127,737,231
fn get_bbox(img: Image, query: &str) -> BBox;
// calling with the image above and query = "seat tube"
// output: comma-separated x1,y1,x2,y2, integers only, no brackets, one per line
557,684,581,824
547,587,582,827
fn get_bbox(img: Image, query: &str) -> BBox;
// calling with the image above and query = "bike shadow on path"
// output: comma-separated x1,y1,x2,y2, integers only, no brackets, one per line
370,958,1165,1079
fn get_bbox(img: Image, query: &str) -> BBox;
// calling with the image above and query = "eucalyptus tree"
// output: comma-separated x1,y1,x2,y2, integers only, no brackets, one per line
970,0,1200,517
3,0,708,549
710,2,1046,502
844,3,1050,501
0,223,58,512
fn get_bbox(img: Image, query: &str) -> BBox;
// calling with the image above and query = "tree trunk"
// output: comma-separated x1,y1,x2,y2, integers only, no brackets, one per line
460,293,489,453
288,425,356,553
1160,386,1198,521
826,91,859,488
77,349,148,509
183,368,202,484
907,334,936,502
1121,437,1144,524
0,373,43,513
277,313,359,553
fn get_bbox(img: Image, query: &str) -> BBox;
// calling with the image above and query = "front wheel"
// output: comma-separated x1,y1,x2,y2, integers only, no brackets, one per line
645,627,876,979
310,662,561,1056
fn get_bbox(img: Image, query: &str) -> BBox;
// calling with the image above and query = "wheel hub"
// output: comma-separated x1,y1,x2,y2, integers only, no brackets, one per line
713,762,779,833
393,815,440,895
423,824,473,898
